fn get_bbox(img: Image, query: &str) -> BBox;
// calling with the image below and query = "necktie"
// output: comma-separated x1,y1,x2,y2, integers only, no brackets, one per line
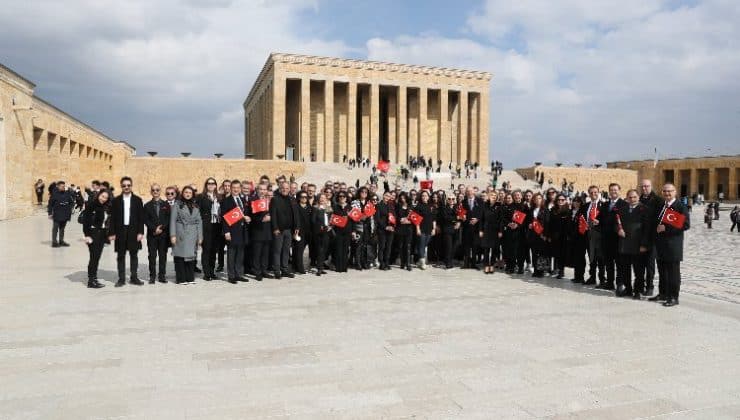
236,196,243,211
155,201,159,218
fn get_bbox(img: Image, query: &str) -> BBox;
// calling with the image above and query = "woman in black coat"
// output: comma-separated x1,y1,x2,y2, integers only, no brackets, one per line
311,193,332,276
547,194,571,279
82,189,111,288
568,196,589,284
395,192,414,271
196,177,222,280
526,193,549,278
293,191,312,274
480,192,501,274
438,195,460,269
332,192,353,272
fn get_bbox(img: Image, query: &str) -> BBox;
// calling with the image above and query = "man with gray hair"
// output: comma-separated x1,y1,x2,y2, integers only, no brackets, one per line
639,179,663,295
270,181,300,279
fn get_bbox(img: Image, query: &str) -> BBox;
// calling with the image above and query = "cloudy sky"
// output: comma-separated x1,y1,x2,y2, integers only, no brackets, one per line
2,0,738,167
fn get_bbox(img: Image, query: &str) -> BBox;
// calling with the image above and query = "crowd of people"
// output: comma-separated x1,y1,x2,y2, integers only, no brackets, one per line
44,171,690,307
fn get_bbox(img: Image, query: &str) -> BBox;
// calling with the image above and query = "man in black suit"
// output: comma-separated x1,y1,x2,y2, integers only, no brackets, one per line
649,183,690,307
47,180,75,247
270,181,300,279
616,189,651,298
584,185,605,285
638,179,663,296
220,180,251,284
595,183,627,290
144,183,170,284
108,176,145,287
249,184,272,281
461,187,483,269
375,191,395,270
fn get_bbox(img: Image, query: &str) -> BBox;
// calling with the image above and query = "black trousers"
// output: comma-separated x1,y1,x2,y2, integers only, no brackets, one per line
201,222,221,277
116,227,139,281
87,229,106,281
227,244,245,279
642,246,656,289
333,233,351,272
657,260,681,299
314,233,329,270
147,234,168,280
619,253,644,294
502,231,519,270
173,257,195,284
442,232,454,267
377,230,394,268
352,231,370,269
602,235,619,286
292,237,307,273
271,230,292,273
250,240,270,276
52,220,68,243
396,233,412,268
572,247,587,281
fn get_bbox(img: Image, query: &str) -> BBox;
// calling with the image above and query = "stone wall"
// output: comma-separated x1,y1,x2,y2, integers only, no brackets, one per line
516,165,639,194
124,157,305,198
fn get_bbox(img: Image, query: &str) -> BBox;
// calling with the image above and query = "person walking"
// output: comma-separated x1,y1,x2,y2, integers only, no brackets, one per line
35,179,45,206
48,180,75,247
82,189,110,288
170,186,203,284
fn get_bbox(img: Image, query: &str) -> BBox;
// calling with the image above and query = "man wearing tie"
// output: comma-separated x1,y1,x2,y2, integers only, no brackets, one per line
220,180,251,283
461,187,483,269
638,179,663,296
595,183,627,290
585,186,605,285
649,183,690,307
108,176,145,287
144,183,170,283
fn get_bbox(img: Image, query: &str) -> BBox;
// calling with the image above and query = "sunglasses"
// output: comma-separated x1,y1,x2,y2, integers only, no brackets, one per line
166,192,176,196
151,188,160,192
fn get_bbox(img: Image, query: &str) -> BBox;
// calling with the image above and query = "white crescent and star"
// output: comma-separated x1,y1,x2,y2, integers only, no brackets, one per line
666,213,676,222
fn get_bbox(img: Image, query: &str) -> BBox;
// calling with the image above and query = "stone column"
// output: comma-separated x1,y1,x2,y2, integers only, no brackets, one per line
439,89,449,164
347,81,357,160
418,87,428,158
459,90,468,166
272,74,286,160
690,168,698,197
387,88,397,163
469,93,479,164
300,77,311,162
729,167,738,200
370,83,379,162
708,167,717,200
397,86,407,165
324,80,335,163
478,90,490,166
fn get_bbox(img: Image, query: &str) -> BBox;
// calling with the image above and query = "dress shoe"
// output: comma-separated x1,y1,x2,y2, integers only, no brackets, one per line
644,287,654,296
59,241,70,247
228,278,238,284
130,278,144,286
282,271,295,278
115,280,125,287
158,278,167,283
518,269,525,275
584,278,596,285
648,294,666,302
263,272,275,279
255,274,263,281
216,266,224,272
148,279,156,284
194,266,202,273
316,270,322,277
51,242,59,248
632,293,641,300
663,298,679,307
87,280,105,288
274,271,282,279
239,275,250,282
296,270,307,275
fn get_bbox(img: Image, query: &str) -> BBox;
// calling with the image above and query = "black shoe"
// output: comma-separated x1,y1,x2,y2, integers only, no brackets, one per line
316,270,322,276
115,280,125,287
274,271,282,279
296,270,307,275
216,266,224,272
556,273,563,279
663,298,679,307
148,279,156,284
517,269,525,275
87,280,105,289
282,271,295,278
228,277,238,284
130,278,144,286
255,274,263,281
584,278,596,285
59,241,70,247
644,287,654,297
158,278,167,283
51,242,60,248
632,293,641,300
571,278,584,284
648,294,666,302
194,266,202,273
263,272,275,279
239,275,249,282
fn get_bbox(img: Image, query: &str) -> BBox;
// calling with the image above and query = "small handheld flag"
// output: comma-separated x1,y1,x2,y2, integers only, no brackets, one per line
512,210,526,225
661,208,686,229
250,198,269,213
531,219,544,235
348,207,362,222
224,206,243,226
363,202,376,217
330,214,348,228
408,210,423,226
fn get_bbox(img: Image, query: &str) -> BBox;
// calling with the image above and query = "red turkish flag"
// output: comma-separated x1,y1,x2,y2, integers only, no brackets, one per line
661,208,686,229
578,214,588,235
348,207,362,222
419,180,433,190
408,210,423,226
363,202,376,217
377,160,390,173
589,205,600,221
330,214,348,228
456,204,467,220
512,210,526,225
388,213,396,225
531,219,544,235
223,206,243,226
250,198,269,213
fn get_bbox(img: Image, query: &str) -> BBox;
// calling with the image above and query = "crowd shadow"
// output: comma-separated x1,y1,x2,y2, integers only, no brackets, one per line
65,269,119,284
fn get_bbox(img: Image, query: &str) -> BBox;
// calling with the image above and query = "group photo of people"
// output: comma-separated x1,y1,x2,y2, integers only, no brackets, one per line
44,167,690,308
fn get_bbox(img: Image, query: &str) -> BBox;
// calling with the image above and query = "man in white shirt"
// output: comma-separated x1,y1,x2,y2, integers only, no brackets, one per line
108,177,145,287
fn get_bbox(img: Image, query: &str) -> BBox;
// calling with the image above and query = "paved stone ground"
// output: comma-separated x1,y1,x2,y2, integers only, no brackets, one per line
0,207,738,419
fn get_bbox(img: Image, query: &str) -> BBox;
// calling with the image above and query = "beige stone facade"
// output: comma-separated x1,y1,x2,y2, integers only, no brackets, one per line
244,53,492,165
516,165,639,194
608,155,740,200
0,64,134,220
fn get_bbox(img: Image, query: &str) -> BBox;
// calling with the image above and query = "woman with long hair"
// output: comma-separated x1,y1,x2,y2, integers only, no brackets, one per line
293,191,312,274
170,186,203,284
196,177,221,280
439,195,459,269
312,193,332,276
332,191,353,272
526,193,549,278
351,186,372,270
480,191,501,274
395,192,414,271
413,190,436,270
82,189,110,288
547,194,571,279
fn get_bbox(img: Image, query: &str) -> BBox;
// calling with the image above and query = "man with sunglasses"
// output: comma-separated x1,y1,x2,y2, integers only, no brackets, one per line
144,184,170,283
108,176,145,287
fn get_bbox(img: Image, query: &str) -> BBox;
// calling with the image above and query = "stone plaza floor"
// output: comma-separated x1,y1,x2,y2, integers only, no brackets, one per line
1,208,739,419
